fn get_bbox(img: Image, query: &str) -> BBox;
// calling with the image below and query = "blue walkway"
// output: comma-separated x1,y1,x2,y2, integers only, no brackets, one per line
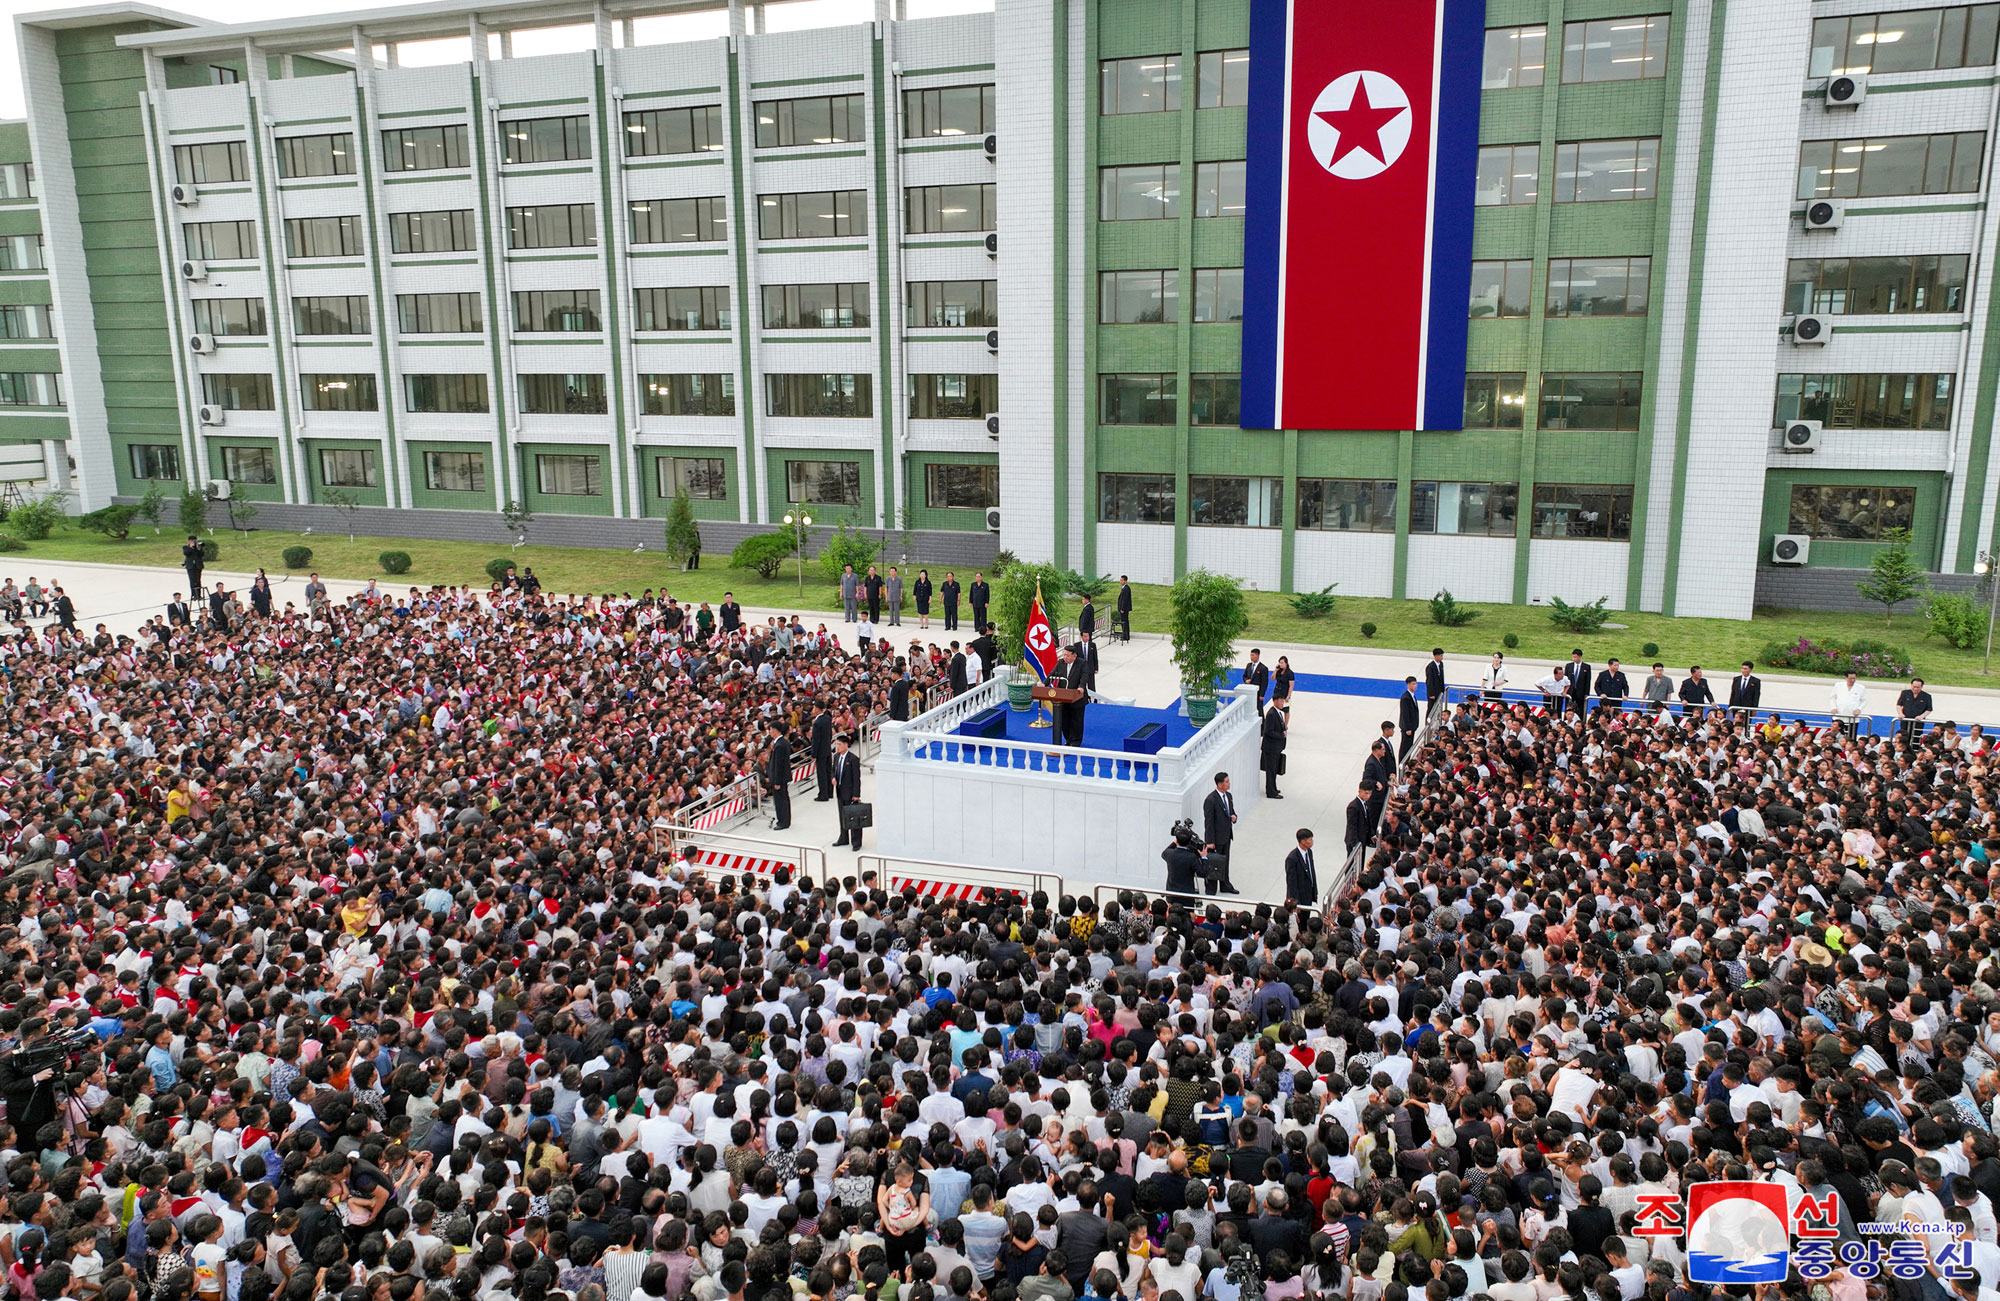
913,701,1197,781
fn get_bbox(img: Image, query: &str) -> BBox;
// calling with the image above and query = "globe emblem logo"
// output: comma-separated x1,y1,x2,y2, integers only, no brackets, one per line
1306,71,1412,180
1685,1182,1790,1285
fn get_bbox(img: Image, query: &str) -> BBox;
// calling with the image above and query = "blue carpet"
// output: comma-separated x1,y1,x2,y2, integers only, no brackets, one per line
914,702,1197,781
1221,668,1410,698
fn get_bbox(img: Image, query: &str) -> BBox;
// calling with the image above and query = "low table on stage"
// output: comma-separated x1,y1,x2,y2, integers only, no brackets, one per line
1029,683,1084,729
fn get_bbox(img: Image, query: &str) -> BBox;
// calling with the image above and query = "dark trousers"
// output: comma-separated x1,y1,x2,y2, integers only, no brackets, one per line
770,783,791,830
971,605,987,630
1115,610,1131,642
944,604,958,630
1265,765,1280,797
837,803,864,850
814,752,833,800
184,566,202,596
1398,729,1415,761
1204,852,1232,894
868,595,881,620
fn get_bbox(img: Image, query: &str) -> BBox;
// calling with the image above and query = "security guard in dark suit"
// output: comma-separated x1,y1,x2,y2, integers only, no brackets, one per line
1161,824,1210,895
889,663,913,722
1398,677,1421,760
766,735,793,831
810,704,835,801
1425,649,1447,712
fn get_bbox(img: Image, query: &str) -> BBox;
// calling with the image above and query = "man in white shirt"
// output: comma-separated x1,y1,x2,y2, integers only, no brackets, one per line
1831,671,1868,734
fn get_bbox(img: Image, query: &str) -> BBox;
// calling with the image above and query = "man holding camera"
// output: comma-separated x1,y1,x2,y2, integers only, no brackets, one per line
1161,821,1210,895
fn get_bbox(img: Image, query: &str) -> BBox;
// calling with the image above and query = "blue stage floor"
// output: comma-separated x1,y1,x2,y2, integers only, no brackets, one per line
914,701,1198,781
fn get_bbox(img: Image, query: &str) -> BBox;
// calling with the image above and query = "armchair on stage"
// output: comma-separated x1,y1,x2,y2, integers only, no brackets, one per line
873,667,1266,884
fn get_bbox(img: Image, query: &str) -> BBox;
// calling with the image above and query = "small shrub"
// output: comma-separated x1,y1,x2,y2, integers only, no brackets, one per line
816,522,878,584
7,493,66,541
378,550,413,575
1503,633,1519,649
79,505,138,540
0,535,25,553
1360,622,1377,639
1761,635,1914,679
1429,589,1480,627
1063,570,1112,601
1547,595,1613,634
1921,590,1986,650
990,549,1019,576
1287,583,1337,620
1641,641,1660,657
730,531,797,580
200,540,219,562
484,558,516,582
282,545,313,569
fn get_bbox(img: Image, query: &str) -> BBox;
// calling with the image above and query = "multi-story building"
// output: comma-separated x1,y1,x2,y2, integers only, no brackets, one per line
4,0,1999,617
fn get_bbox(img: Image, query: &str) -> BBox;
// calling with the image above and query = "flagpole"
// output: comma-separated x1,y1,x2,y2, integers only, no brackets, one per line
1027,581,1054,729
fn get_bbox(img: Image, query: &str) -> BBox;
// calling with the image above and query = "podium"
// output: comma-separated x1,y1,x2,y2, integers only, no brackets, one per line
1029,683,1083,730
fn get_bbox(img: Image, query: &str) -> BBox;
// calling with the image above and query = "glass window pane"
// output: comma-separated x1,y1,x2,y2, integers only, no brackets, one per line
1871,8,1943,71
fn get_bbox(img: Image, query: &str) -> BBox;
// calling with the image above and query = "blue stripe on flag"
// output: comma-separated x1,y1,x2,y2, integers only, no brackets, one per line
1238,0,1291,430
1419,0,1487,431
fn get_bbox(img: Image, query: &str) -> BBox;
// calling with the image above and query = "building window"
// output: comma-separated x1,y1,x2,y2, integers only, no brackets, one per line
506,204,597,250
1483,25,1548,88
1098,270,1178,324
1552,138,1660,201
381,125,471,172
786,459,862,505
1476,144,1540,205
660,456,727,499
292,295,369,336
1531,484,1634,539
1197,49,1250,107
184,221,256,261
1410,482,1518,535
0,306,53,340
536,453,603,496
0,373,60,407
763,283,869,329
276,133,355,179
1098,473,1176,523
903,85,995,138
1190,374,1241,426
1194,161,1247,217
624,106,725,157
424,450,487,492
172,142,247,184
1788,483,1917,539
908,280,997,328
221,446,277,484
1464,373,1527,429
629,196,728,244
640,373,734,416
633,286,732,332
0,235,44,271
519,374,608,415
502,116,591,164
301,373,378,412
1099,164,1181,220
1192,268,1244,322
318,447,378,488
755,95,866,147
757,190,866,240
1796,132,1986,200
1775,372,1956,429
1190,476,1281,527
1539,372,1643,430
128,444,180,479
925,462,999,509
284,216,362,258
202,374,275,411
766,374,873,418
1561,15,1670,82
208,65,240,84
513,290,602,333
405,374,489,413
1099,373,1177,425
1787,254,1969,314
397,292,483,334
1469,259,1532,318
1297,479,1398,532
1811,5,2000,77
191,298,266,337
905,183,997,234
1100,55,1182,114
389,210,477,254
1546,257,1651,316
908,373,998,419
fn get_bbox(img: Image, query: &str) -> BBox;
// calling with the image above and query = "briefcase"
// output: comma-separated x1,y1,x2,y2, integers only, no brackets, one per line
842,802,874,830
1277,753,1287,775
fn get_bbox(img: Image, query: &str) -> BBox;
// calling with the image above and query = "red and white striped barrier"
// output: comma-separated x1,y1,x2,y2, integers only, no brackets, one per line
890,876,985,900
691,848,791,878
686,846,990,902
685,796,747,831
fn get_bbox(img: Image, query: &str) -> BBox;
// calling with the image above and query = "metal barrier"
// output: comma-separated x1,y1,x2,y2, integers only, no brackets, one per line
1326,685,1450,910
856,853,1061,903
1090,882,1295,915
669,773,760,833
672,828,830,888
1438,685,1887,735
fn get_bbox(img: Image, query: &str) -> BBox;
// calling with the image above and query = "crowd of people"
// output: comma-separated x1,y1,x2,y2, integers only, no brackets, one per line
0,566,1990,1301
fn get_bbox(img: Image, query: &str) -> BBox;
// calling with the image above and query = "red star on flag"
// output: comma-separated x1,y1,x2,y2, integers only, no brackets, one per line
1316,80,1405,168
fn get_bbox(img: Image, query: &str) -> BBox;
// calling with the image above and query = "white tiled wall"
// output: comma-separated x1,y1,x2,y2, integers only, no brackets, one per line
1293,530,1395,598
1096,522,1175,585
1525,540,1632,609
1186,526,1280,590
1407,535,1516,603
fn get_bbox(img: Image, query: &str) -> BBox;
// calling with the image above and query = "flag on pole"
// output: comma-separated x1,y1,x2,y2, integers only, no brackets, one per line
1023,585,1058,684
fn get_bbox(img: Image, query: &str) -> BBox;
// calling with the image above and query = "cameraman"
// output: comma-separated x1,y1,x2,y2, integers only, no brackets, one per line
1160,820,1211,895
0,1018,65,1140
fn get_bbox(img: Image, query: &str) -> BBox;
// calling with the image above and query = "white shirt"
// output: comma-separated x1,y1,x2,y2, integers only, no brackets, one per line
1831,680,1869,716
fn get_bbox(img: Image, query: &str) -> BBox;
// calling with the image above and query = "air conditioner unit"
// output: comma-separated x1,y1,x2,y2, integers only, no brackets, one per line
984,232,997,258
1825,73,1867,108
1771,534,1811,565
188,332,216,355
1790,314,1832,346
984,506,1001,532
1781,419,1823,453
169,183,199,207
983,133,997,161
986,329,999,353
197,403,226,427
205,478,232,501
180,258,208,281
1803,200,1843,232
985,413,999,438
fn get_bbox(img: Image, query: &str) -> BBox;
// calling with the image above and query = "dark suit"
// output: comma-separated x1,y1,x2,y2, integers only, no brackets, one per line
1344,796,1372,852
1079,639,1099,690
1242,659,1271,709
889,675,912,722
1078,600,1095,639
1568,661,1593,715
208,590,230,631
1202,788,1237,895
1425,658,1447,711
810,711,834,801
1363,751,1393,825
968,580,990,629
941,579,961,631
1162,844,1209,894
1398,689,1420,759
166,600,191,628
52,593,75,631
1728,673,1762,713
832,750,863,849
1679,676,1715,706
181,542,205,594
767,737,793,830
1259,707,1286,796
1284,844,1319,906
969,633,997,680
948,652,968,696
864,573,884,621
1115,583,1133,642
1060,657,1089,746
1594,668,1629,702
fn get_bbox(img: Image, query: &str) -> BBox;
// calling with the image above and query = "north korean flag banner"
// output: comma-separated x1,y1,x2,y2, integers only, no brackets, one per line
1240,0,1485,432
1022,587,1058,685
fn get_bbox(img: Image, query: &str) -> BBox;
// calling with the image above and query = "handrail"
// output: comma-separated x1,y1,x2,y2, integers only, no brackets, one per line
669,772,760,832
855,853,1062,903
671,828,829,887
1326,683,1448,910
890,725,1169,783
1091,882,1295,915
1438,685,1886,735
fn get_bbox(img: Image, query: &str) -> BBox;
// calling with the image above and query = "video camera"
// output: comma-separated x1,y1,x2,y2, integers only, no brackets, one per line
1170,817,1201,850
8,1026,97,1074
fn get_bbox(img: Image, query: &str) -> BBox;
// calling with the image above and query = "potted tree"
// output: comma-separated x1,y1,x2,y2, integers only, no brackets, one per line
1170,568,1248,725
995,561,1067,711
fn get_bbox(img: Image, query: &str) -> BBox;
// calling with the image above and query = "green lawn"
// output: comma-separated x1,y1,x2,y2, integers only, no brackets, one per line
18,526,2000,688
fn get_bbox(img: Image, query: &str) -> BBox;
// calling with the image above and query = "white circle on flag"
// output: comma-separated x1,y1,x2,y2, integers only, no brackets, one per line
1306,70,1413,180
1027,623,1053,653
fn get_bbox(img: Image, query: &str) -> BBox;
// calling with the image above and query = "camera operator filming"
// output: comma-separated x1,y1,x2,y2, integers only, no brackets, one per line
0,1023,95,1150
1160,817,1213,895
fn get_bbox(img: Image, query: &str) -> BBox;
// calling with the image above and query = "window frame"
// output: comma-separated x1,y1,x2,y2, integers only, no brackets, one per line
535,452,605,497
300,373,379,413
1551,138,1661,202
1530,483,1635,540
765,373,874,418
1537,371,1645,431
1097,472,1177,524
500,115,592,165
423,449,488,493
221,445,277,484
1099,54,1183,115
785,459,863,506
380,124,471,173
505,203,598,251
275,133,355,179
1559,15,1671,83
908,373,1000,419
404,373,490,414
1296,478,1399,533
640,373,736,417
629,196,728,245
1188,474,1282,528
623,106,726,158
291,295,370,337
1408,481,1520,536
660,456,728,500
317,446,379,489
512,290,604,334
389,210,477,254
902,84,996,138
1544,256,1652,317
1196,48,1250,108
632,286,733,332
762,283,871,330
127,443,181,480
283,215,363,259
923,462,1000,510
756,190,867,240
1787,483,1919,540
904,183,998,234
396,292,483,335
1098,269,1180,324
1469,259,1533,319
1482,25,1549,89
517,373,609,416
753,94,867,148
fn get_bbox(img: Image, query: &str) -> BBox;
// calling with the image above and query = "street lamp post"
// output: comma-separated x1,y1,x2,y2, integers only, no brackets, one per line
783,512,812,597
1978,551,1998,674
